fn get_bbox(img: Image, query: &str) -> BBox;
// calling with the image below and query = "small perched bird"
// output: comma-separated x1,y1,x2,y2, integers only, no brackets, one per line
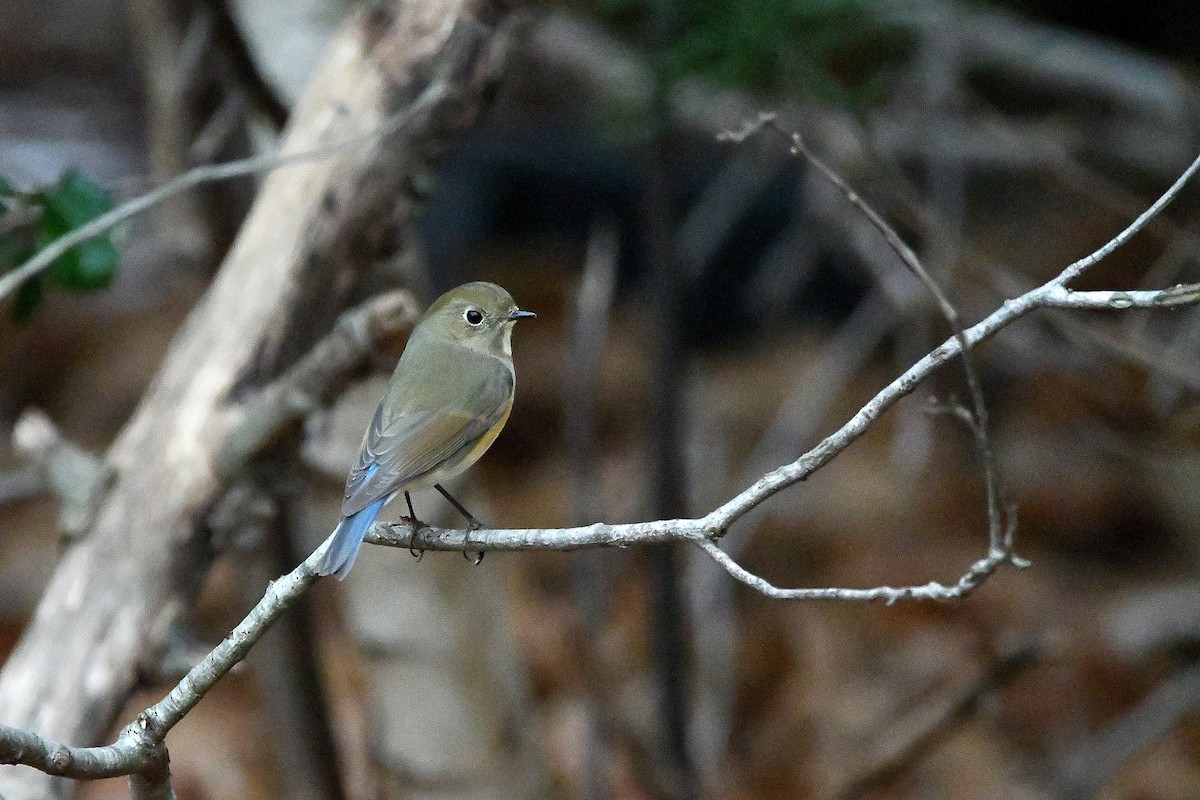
315,281,534,579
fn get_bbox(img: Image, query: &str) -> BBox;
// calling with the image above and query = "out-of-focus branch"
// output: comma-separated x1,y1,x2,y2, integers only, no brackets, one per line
214,289,419,478
565,217,621,800
835,643,1040,800
11,409,111,538
0,464,44,507
198,0,290,128
8,289,418,537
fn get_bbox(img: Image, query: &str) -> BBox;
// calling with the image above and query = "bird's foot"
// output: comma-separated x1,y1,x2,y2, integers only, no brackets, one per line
463,518,485,565
404,516,431,561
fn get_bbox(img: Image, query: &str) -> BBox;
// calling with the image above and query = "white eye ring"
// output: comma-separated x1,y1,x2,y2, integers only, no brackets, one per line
464,308,484,326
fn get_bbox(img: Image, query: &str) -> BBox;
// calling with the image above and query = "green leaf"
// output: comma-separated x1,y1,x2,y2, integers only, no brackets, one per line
0,175,14,198
69,238,120,290
33,170,119,291
41,170,112,228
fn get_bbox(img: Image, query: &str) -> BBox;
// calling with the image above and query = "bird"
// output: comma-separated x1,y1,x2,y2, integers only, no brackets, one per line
315,281,534,578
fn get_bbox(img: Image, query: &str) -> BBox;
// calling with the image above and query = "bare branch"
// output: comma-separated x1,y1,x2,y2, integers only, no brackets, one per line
135,555,321,739
724,112,1015,563
695,539,1026,604
1053,153,1200,286
0,726,141,779
370,518,699,551
1038,283,1200,309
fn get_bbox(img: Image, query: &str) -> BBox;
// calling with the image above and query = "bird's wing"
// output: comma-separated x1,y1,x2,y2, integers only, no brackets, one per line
341,371,513,516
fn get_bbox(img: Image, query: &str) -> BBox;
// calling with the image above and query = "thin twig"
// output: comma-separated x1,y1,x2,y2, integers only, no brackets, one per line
0,82,448,305
1053,154,1200,287
693,539,1024,604
723,113,1014,557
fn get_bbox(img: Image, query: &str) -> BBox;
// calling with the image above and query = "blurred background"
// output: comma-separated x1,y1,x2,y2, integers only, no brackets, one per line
2,0,1200,798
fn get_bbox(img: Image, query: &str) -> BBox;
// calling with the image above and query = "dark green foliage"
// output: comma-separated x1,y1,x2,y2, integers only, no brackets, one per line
0,169,120,321
594,0,908,105
34,170,120,291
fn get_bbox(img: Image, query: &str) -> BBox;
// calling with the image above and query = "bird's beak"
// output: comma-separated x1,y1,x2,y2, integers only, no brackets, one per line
507,309,536,321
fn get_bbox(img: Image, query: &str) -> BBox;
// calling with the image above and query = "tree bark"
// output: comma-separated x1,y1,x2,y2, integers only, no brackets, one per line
0,2,502,798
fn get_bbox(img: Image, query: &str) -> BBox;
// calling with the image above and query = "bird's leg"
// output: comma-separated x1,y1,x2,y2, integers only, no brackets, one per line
434,483,486,564
405,491,428,560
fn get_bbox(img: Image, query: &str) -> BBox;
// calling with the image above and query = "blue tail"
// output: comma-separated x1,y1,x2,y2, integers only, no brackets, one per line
316,497,387,579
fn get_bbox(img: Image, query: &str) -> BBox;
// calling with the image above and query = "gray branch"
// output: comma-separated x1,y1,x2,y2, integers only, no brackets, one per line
0,727,142,779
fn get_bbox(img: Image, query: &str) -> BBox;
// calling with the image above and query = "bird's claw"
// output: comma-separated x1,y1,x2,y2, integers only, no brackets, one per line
463,519,485,564
405,516,428,561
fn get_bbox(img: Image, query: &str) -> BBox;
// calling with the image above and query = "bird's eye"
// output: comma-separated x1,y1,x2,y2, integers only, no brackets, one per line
464,308,484,326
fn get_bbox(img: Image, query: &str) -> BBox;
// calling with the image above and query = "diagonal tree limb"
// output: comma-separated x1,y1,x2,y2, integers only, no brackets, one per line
0,4,509,799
